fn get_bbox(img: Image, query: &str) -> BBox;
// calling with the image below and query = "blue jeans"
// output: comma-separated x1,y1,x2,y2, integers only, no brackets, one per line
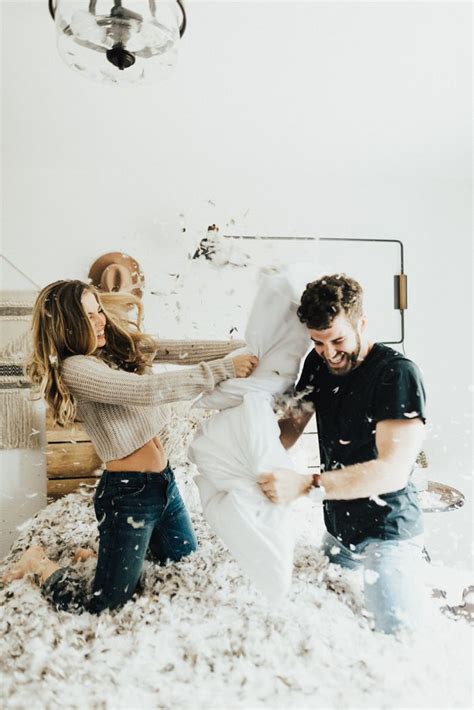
321,531,424,634
43,466,197,614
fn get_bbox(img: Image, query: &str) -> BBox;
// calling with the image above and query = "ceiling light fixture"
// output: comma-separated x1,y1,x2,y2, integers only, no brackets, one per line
48,0,187,86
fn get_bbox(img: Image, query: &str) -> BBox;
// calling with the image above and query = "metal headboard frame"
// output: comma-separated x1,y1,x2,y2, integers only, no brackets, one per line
222,235,407,345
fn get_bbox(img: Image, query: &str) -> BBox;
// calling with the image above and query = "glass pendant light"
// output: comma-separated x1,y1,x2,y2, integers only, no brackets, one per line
48,1,187,86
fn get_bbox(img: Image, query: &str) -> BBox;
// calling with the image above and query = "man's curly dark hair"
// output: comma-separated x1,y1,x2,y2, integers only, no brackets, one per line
297,274,364,329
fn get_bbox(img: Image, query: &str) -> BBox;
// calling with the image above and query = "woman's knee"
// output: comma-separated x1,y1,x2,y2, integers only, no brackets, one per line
149,528,198,564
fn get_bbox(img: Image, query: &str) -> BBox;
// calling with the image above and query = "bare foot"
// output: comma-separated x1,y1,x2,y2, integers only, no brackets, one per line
2,545,46,584
74,548,96,563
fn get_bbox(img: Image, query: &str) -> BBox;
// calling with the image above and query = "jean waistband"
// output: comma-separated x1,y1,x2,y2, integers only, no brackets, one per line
102,464,173,482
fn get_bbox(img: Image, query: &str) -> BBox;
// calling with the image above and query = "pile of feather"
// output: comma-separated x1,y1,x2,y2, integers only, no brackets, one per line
0,464,472,709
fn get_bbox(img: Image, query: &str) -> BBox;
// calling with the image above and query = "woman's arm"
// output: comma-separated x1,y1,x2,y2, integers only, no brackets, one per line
62,355,236,407
152,339,246,365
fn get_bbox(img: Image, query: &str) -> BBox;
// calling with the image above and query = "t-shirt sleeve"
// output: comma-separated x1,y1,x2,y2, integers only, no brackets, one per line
373,358,426,424
295,350,318,401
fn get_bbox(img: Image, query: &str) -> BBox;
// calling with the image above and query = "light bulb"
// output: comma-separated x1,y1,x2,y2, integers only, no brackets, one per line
51,0,185,86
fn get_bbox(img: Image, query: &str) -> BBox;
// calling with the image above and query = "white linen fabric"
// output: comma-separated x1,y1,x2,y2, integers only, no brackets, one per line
189,267,315,601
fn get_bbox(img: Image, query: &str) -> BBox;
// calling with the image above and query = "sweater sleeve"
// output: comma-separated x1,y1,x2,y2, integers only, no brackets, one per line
61,355,236,406
151,339,246,365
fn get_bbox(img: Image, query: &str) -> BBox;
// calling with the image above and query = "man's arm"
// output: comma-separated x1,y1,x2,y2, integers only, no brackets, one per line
258,417,424,504
321,418,425,500
278,409,314,449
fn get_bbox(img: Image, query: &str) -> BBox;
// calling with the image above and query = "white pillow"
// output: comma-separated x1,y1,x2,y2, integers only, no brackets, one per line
189,266,316,601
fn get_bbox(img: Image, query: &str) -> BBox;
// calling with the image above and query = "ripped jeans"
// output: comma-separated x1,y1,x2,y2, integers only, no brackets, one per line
42,466,197,614
321,531,425,634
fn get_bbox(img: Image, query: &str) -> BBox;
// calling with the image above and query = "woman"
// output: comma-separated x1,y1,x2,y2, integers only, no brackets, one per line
3,280,257,613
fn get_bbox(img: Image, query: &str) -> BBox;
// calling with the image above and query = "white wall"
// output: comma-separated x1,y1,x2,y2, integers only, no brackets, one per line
1,1,472,566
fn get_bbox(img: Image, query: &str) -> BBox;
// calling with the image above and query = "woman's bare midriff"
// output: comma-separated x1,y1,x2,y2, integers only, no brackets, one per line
105,436,168,473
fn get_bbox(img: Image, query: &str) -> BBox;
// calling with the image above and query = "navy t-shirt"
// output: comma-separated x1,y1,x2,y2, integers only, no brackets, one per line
296,343,426,546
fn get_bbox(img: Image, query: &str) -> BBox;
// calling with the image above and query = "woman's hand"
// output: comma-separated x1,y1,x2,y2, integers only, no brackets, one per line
232,354,259,378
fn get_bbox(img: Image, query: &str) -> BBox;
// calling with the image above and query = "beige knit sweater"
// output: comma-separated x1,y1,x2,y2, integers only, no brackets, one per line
61,339,243,463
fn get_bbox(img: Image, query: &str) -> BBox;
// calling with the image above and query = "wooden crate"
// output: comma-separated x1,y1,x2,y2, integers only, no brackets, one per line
46,410,102,499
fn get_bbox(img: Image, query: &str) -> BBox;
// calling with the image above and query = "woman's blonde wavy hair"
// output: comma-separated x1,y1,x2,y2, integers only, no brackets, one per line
27,280,156,426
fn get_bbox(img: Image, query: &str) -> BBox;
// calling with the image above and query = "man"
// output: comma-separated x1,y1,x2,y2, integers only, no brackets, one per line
258,274,426,634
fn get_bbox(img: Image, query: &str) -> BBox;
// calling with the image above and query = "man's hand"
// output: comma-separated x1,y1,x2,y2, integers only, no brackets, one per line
257,469,313,504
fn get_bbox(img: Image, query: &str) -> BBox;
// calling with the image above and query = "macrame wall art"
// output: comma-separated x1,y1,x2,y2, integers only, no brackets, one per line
0,256,48,559
0,256,41,451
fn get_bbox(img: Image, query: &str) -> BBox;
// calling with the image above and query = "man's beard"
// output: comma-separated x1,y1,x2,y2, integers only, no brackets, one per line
325,332,361,376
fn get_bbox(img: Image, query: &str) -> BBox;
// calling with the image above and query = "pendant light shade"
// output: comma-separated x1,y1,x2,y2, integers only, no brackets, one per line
48,0,187,86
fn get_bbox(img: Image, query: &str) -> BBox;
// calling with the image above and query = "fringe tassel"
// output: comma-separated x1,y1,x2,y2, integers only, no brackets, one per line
0,330,32,363
0,390,41,450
